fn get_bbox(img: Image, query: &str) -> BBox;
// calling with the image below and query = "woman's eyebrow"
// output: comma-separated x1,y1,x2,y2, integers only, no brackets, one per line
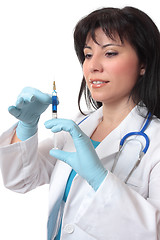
83,45,92,50
102,43,122,48
84,43,122,50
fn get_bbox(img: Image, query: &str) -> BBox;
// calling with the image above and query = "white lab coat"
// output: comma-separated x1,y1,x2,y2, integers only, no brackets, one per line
0,106,160,240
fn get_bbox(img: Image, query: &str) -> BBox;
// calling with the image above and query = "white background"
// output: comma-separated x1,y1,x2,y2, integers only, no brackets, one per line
0,0,159,239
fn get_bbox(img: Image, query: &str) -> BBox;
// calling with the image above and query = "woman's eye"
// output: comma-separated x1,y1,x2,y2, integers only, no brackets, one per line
105,52,118,57
84,53,92,59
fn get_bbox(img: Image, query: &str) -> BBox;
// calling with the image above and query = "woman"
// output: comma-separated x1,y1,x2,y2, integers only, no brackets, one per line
0,6,160,240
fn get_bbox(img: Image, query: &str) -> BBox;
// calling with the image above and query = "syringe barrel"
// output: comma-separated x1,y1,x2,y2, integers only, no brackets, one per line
52,90,57,118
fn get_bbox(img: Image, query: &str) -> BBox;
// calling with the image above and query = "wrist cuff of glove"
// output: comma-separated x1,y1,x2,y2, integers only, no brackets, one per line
90,169,108,192
16,121,38,141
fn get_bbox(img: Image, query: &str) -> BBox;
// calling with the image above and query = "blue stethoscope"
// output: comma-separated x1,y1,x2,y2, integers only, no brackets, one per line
111,112,151,182
79,112,151,183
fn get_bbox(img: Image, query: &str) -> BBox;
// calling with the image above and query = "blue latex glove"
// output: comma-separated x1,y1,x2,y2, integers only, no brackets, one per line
8,87,52,141
44,119,108,191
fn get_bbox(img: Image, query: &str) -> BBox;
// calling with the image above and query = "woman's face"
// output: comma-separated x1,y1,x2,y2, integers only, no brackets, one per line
83,28,144,105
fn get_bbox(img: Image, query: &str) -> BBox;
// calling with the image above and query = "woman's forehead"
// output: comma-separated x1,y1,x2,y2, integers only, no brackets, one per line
85,28,122,46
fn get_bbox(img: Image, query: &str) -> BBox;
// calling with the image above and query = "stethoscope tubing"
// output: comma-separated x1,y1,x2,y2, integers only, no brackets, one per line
120,131,149,154
120,112,151,154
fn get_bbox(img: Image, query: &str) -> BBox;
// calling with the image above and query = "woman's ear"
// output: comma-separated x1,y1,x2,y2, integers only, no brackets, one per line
140,64,146,75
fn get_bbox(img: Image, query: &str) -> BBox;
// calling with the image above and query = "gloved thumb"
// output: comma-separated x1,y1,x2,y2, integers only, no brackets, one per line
49,148,73,165
8,106,21,118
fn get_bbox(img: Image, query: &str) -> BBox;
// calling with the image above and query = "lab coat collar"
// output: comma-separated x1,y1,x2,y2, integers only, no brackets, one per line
78,105,148,159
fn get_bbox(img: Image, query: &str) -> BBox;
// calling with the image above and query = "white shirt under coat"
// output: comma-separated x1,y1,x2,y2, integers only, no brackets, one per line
0,106,160,240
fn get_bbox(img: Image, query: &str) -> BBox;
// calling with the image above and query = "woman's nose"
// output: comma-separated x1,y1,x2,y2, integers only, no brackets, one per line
90,56,103,73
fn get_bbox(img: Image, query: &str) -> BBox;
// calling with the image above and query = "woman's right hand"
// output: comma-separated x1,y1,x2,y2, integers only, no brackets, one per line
8,87,52,141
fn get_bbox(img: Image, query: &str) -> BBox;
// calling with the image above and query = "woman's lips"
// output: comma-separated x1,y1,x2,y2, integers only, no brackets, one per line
89,79,109,88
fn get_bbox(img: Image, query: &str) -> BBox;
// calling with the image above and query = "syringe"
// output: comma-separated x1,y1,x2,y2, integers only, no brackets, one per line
52,81,58,148
52,81,57,119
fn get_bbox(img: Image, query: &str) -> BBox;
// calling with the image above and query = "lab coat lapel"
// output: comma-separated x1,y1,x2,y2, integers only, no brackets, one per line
49,161,71,211
78,107,103,137
78,107,120,157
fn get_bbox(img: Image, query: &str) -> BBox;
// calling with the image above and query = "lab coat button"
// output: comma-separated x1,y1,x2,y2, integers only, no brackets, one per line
64,224,75,234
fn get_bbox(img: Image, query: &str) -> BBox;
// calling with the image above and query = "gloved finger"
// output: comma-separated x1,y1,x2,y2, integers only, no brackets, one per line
16,94,35,107
44,119,82,138
48,94,59,105
16,87,51,106
33,90,52,104
49,148,73,164
57,97,60,105
8,106,21,118
44,119,63,132
15,97,25,108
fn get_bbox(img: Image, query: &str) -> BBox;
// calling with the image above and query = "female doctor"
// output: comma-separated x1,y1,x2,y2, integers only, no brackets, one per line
0,6,160,240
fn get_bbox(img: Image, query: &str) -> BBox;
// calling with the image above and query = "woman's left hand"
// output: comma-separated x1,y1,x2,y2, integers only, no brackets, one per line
44,119,107,191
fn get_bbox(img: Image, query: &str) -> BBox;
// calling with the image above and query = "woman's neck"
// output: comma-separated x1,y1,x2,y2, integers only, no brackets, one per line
102,100,136,126
91,99,136,142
